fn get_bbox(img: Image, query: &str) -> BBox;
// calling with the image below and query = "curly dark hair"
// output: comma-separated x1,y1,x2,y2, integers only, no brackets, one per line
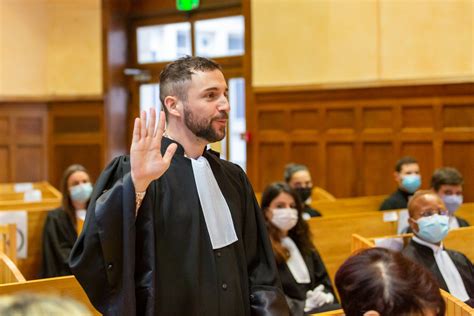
260,182,315,264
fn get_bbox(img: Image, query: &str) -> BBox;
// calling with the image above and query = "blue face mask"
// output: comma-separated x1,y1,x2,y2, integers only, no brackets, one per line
70,183,93,203
416,214,449,243
442,195,463,215
401,174,421,193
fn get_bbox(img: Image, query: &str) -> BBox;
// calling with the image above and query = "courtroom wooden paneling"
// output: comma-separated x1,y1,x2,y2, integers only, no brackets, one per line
48,100,105,188
250,83,474,200
0,104,48,183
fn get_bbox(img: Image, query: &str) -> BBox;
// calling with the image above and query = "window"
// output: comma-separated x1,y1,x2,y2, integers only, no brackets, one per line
139,84,161,114
194,16,244,58
137,22,191,64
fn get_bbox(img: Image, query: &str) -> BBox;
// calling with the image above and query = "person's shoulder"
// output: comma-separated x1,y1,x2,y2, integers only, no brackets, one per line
445,247,470,262
207,149,245,174
46,207,68,220
455,216,470,227
379,192,399,210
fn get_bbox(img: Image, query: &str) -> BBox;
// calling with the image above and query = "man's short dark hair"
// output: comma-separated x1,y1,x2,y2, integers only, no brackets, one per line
431,167,463,191
395,156,418,172
159,56,221,119
283,163,309,183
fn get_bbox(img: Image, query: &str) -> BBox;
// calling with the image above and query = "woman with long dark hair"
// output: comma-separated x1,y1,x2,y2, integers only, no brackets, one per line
260,182,338,315
40,164,93,278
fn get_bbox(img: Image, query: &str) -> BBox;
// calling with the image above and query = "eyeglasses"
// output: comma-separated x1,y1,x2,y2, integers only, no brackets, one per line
419,209,449,217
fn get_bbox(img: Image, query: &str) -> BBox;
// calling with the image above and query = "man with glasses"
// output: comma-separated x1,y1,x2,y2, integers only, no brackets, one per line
402,190,474,307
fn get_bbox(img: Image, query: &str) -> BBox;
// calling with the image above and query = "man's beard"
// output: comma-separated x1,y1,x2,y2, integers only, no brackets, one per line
183,104,227,143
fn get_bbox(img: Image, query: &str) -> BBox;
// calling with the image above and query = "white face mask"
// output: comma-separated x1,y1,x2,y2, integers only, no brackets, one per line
442,194,463,215
270,208,298,231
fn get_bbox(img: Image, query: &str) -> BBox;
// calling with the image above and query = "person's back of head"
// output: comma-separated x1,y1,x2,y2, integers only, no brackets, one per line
335,247,445,316
0,293,91,316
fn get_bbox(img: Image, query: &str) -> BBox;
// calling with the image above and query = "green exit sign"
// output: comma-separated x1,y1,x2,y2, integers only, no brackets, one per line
177,0,199,11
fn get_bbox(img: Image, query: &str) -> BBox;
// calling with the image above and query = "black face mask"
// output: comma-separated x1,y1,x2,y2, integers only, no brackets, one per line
295,187,312,203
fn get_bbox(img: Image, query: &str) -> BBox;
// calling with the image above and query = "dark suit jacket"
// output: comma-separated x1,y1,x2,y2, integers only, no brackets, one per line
402,240,474,301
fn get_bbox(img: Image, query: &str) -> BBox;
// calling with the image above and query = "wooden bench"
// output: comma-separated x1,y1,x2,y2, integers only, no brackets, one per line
0,223,17,263
312,194,388,216
308,204,474,284
308,211,399,285
0,182,61,279
0,275,99,315
254,186,336,206
352,226,474,263
312,290,473,315
0,251,26,284
0,181,62,211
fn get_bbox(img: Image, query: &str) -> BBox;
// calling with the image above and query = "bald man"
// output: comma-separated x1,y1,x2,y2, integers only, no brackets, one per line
402,190,474,307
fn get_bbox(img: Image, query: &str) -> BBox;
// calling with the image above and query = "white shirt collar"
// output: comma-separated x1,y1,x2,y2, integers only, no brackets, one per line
411,235,469,302
190,156,238,250
412,235,444,254
281,237,311,284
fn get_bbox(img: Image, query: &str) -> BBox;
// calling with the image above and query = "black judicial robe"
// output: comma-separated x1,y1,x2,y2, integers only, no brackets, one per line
278,249,338,315
379,188,412,210
402,240,474,303
40,208,77,278
69,137,289,316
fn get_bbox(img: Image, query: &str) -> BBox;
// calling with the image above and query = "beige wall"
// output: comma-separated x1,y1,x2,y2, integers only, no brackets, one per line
0,0,102,96
252,0,474,87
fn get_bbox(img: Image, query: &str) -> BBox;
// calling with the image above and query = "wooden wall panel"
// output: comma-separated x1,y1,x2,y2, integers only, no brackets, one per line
0,98,106,187
443,142,474,202
54,145,102,187
0,147,9,182
0,104,48,183
289,142,320,185
251,83,474,200
400,142,434,190
326,143,356,197
258,143,286,189
49,100,105,188
362,142,394,195
16,146,44,182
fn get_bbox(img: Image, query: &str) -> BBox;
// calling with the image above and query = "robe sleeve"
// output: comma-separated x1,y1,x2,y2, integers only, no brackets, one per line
238,168,290,316
69,156,138,315
310,250,338,301
40,210,76,278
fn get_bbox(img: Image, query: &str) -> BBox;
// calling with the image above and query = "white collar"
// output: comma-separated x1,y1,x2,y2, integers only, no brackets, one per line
412,235,444,254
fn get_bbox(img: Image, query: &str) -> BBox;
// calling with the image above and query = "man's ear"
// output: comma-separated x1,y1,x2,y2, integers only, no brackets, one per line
363,311,380,316
409,217,419,233
163,96,181,117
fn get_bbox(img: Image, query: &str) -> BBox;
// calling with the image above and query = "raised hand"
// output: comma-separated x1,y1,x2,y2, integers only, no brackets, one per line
130,108,177,192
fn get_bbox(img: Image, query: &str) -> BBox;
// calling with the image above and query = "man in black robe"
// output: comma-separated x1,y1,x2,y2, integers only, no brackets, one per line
402,190,474,307
69,56,289,316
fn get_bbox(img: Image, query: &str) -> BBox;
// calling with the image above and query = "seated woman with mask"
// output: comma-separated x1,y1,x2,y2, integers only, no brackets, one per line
260,182,338,315
284,163,321,219
40,164,93,278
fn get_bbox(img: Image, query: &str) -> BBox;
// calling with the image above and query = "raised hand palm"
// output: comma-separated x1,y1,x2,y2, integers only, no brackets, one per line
130,108,177,192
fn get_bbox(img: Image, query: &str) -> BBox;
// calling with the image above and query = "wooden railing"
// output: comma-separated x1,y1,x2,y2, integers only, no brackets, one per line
0,251,26,284
0,275,99,315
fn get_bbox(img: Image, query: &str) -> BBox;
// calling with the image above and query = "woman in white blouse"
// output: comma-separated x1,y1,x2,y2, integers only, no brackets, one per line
260,182,339,315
